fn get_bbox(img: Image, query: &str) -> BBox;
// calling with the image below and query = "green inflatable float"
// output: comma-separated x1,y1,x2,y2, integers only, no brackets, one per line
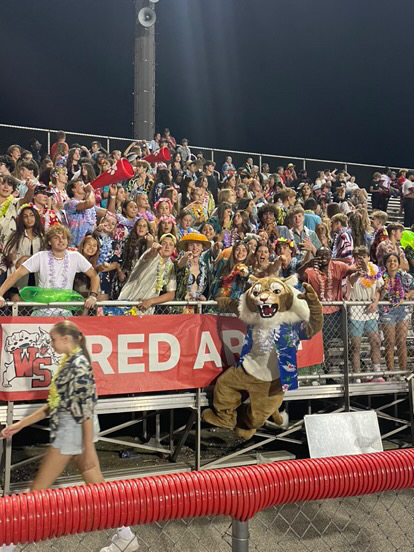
401,230,414,250
20,287,84,311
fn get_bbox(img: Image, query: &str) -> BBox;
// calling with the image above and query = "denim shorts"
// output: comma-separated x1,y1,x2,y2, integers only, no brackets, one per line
380,305,409,325
51,412,100,455
349,318,379,338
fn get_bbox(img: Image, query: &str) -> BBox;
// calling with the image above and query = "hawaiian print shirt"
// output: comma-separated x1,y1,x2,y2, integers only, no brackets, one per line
49,350,97,442
239,322,309,391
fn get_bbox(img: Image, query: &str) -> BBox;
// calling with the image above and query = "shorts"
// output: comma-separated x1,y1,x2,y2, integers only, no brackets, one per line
380,305,409,325
51,412,100,455
349,318,379,338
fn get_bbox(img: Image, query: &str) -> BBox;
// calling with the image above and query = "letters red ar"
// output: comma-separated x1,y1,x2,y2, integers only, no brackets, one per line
12,348,52,388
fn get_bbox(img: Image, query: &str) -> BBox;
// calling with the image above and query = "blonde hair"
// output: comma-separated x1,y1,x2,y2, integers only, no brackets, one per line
45,224,71,249
330,213,348,226
218,188,234,204
52,321,91,365
315,222,332,247
371,210,388,225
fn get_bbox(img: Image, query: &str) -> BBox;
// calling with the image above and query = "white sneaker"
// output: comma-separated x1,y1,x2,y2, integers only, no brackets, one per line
100,533,139,552
0,545,15,551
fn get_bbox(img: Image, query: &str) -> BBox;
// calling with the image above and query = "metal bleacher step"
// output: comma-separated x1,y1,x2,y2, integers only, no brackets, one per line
9,462,192,494
200,450,295,470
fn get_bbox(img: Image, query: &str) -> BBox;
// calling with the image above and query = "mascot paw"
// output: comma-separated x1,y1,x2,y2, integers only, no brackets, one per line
202,408,235,429
271,410,289,430
235,427,257,440
298,283,318,303
216,297,239,314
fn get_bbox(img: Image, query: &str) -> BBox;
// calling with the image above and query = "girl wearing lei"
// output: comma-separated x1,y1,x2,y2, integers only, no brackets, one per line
210,240,251,310
94,213,126,300
185,187,208,226
174,233,211,313
135,191,156,223
114,199,140,241
1,321,139,552
154,197,173,221
380,253,414,376
196,175,215,217
346,245,384,382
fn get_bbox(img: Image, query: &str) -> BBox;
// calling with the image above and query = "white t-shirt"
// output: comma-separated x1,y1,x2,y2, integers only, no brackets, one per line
346,182,359,192
23,251,92,289
402,179,414,197
348,267,383,321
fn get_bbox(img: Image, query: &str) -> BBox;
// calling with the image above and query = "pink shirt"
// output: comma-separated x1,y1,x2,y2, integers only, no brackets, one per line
305,261,352,314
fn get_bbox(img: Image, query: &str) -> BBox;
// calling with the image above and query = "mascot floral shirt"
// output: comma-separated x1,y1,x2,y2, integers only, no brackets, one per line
238,321,309,391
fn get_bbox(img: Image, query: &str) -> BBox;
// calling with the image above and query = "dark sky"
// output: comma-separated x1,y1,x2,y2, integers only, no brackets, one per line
1,0,413,167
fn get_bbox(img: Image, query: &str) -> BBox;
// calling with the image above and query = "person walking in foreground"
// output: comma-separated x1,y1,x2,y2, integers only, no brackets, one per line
1,321,139,552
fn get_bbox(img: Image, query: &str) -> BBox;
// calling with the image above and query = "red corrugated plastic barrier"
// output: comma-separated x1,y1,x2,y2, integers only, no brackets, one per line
1,449,413,546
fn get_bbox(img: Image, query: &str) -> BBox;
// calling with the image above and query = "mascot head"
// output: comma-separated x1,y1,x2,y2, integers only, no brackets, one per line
238,274,310,328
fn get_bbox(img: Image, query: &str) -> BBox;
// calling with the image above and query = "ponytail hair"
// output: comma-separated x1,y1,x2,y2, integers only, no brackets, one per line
52,321,92,365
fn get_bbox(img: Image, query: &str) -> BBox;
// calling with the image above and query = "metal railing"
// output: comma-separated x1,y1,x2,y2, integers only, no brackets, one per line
2,298,414,386
1,123,412,184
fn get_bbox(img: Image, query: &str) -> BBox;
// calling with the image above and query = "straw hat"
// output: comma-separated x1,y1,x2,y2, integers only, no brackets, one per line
178,233,211,251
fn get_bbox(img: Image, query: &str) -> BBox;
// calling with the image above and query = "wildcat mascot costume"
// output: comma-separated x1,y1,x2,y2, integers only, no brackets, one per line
203,275,323,440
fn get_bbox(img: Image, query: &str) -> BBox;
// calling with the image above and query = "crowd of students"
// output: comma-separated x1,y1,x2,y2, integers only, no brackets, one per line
0,130,414,382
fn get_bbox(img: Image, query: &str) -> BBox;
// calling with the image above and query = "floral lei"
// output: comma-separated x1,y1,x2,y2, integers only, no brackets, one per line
155,257,173,293
256,327,281,354
48,347,80,410
186,260,207,299
360,262,383,289
315,264,333,302
0,196,14,218
48,250,69,288
383,270,405,304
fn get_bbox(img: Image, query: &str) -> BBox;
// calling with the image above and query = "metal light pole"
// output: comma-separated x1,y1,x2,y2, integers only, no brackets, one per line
134,0,156,140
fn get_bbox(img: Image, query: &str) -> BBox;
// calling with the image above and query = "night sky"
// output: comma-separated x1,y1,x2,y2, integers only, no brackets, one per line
1,0,413,167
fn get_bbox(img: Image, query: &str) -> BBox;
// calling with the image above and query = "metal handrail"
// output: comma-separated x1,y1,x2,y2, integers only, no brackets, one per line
1,122,412,171
0,122,132,141
2,299,414,309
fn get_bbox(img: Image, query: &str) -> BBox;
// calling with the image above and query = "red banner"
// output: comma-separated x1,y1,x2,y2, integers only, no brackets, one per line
0,316,323,401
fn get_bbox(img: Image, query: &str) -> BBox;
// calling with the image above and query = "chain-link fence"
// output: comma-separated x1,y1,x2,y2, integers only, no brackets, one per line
10,489,414,551
347,302,414,384
2,299,414,384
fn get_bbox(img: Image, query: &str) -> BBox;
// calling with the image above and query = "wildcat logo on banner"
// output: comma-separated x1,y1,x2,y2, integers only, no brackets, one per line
2,324,60,393
0,316,323,401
